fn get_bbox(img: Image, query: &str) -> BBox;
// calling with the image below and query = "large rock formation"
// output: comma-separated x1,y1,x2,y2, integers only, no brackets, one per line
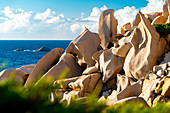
66,27,100,67
1,1,170,108
97,9,118,49
123,11,167,80
163,0,170,18
99,49,125,83
35,53,84,86
24,48,64,87
120,22,131,35
0,69,29,85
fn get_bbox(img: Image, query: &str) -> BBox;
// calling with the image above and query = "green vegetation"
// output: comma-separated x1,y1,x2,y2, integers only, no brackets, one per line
153,22,170,36
0,78,170,113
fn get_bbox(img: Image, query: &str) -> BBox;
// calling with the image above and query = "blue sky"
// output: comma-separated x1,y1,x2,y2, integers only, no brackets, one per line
0,0,164,40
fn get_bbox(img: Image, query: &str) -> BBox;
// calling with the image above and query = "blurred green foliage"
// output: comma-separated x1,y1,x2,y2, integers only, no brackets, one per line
153,22,170,36
0,78,170,113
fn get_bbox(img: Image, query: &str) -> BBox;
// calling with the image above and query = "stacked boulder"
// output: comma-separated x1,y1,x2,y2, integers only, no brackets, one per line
0,0,170,107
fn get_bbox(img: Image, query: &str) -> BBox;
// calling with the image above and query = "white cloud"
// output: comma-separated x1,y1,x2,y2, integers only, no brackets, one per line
115,6,138,32
83,5,108,21
34,8,53,20
0,6,32,33
45,14,65,23
70,5,107,34
34,8,65,24
141,0,164,13
0,0,165,39
114,0,164,32
70,23,81,33
3,6,15,18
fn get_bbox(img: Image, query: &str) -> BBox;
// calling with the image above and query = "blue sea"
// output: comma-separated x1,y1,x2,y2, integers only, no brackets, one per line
0,40,71,71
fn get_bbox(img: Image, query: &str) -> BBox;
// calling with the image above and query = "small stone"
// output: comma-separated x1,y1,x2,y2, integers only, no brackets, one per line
149,73,159,80
156,70,164,76
102,91,110,97
36,47,51,52
152,95,163,107
161,77,170,96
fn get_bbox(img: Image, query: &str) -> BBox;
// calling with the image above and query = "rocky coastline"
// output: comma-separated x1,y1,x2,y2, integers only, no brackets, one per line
0,0,170,108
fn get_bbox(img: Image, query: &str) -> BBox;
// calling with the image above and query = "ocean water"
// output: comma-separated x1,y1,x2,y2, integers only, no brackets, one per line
0,40,71,71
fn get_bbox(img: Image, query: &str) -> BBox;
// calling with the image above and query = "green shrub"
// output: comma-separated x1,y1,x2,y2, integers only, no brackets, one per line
153,22,170,36
0,78,170,113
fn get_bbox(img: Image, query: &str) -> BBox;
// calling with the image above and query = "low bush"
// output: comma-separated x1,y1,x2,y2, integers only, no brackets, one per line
0,79,170,113
153,22,170,36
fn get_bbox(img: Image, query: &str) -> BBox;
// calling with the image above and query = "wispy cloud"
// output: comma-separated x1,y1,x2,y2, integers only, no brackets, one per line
0,0,164,39
0,6,32,33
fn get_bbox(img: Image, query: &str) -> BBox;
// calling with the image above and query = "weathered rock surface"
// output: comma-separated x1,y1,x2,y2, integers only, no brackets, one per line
1,2,170,108
36,47,51,52
120,22,131,35
66,27,100,67
69,73,101,93
112,36,132,57
15,49,24,51
0,69,28,85
61,90,84,105
162,77,170,96
53,76,80,89
123,11,166,80
82,66,99,75
109,97,149,107
116,74,130,92
24,48,64,87
97,9,118,49
18,64,35,74
163,0,170,18
35,53,84,86
144,12,162,22
107,82,142,105
151,15,167,24
99,49,125,83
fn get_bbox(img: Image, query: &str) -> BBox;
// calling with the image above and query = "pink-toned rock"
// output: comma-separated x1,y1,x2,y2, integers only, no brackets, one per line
139,78,165,106
117,74,130,92
99,49,125,83
18,64,35,74
0,69,28,85
148,73,159,80
144,12,162,22
107,83,142,104
87,73,101,93
61,90,84,105
153,63,168,73
24,48,64,88
139,90,154,107
69,75,90,91
92,50,105,69
97,9,118,49
132,13,141,28
151,15,167,24
66,27,100,67
112,36,132,57
161,77,170,96
123,11,166,80
53,76,80,89
82,66,99,75
68,73,101,93
35,53,84,86
120,22,131,35
108,97,149,107
163,0,170,18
